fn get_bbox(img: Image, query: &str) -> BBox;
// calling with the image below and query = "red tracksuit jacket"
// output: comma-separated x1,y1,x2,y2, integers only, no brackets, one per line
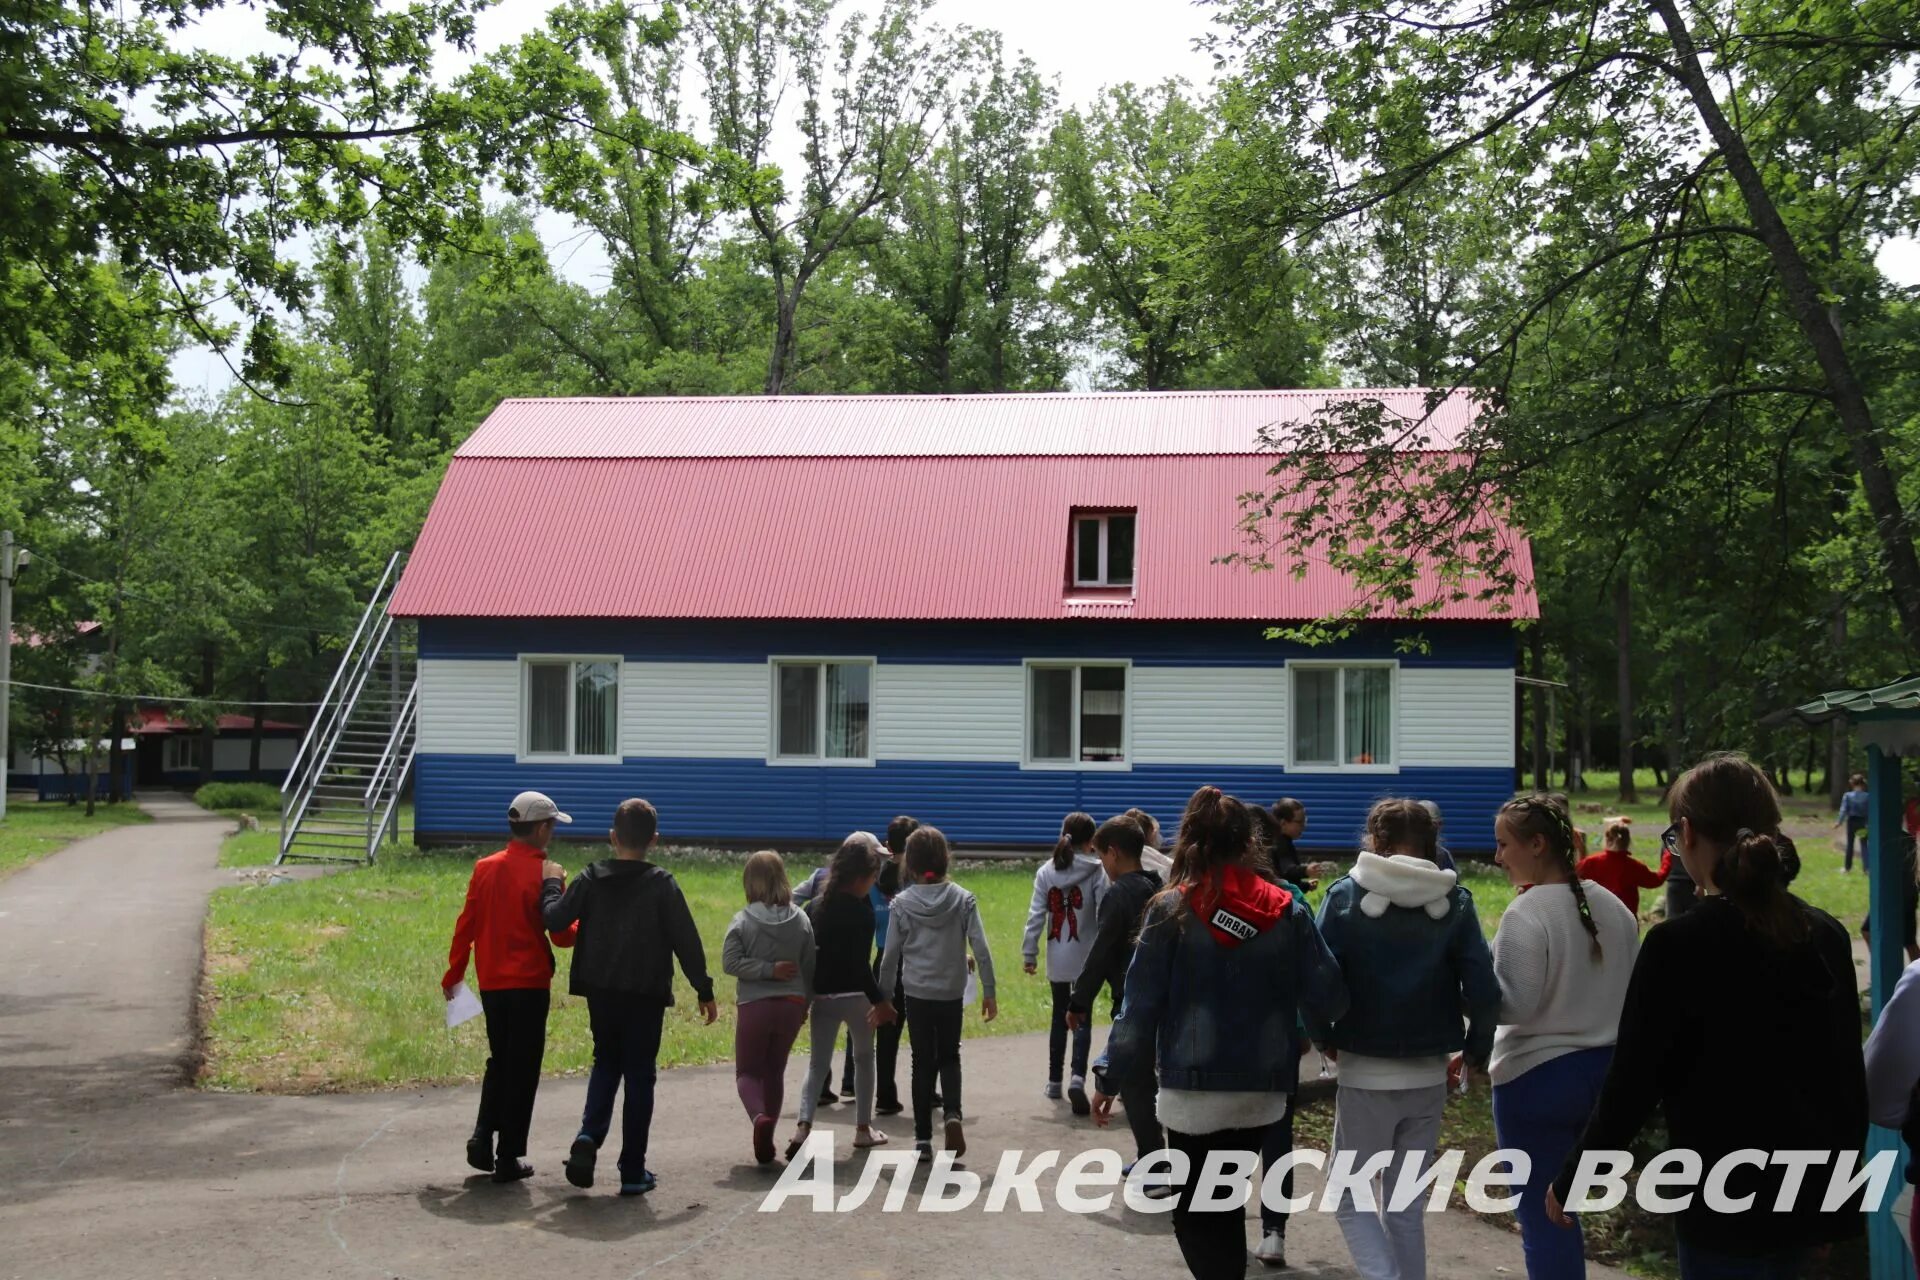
443,840,578,992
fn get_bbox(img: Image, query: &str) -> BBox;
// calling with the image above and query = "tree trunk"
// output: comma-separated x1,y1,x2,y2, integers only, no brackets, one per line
198,644,217,790
107,699,127,803
1616,573,1637,804
1828,604,1848,805
1803,730,1817,794
249,672,266,780
765,288,800,394
1651,0,1920,646
1530,628,1549,790
1666,669,1686,795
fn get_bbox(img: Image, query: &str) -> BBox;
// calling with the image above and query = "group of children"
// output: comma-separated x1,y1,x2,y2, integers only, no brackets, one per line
445,770,1853,1280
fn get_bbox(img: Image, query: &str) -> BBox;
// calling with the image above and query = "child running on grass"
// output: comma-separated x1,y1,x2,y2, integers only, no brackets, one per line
1575,815,1671,918
790,833,894,1157
721,850,814,1166
1312,798,1500,1280
443,790,579,1183
540,798,717,1196
1023,810,1105,1113
879,824,997,1162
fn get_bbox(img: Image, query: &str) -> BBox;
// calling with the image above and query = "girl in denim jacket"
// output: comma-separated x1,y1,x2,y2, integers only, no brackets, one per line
1311,798,1501,1280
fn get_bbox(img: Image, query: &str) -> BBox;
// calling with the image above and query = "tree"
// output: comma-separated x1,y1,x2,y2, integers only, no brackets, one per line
1048,81,1217,389
1215,0,1920,647
692,0,955,393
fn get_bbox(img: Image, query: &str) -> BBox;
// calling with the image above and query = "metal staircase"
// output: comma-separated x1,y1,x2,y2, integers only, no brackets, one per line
278,552,418,865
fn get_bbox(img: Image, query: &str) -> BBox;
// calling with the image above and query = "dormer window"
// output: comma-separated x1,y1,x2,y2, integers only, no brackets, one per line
1073,511,1136,587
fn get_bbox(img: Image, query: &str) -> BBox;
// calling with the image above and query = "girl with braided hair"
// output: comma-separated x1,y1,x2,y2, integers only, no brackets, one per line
1487,794,1639,1279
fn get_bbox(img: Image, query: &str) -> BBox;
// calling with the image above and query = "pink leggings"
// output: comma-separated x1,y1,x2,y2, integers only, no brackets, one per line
735,997,808,1121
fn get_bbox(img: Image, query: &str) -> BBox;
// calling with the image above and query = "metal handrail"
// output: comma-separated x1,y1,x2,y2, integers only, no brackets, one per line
363,680,419,806
364,693,418,864
282,550,404,792
280,612,395,859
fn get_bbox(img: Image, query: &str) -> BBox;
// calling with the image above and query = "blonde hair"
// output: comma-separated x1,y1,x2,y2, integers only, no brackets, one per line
1602,815,1632,851
742,850,791,907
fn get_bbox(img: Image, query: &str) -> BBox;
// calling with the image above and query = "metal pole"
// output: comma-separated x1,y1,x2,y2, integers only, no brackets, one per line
1,530,13,822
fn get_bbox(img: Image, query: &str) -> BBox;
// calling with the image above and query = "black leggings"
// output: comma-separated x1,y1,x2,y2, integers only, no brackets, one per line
905,995,964,1142
1169,1125,1265,1280
1260,1097,1296,1236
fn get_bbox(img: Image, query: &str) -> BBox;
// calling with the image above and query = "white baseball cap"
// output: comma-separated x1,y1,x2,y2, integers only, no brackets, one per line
508,791,572,824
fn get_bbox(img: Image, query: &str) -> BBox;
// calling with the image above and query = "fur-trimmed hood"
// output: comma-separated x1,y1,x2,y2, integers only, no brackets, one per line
1349,851,1458,919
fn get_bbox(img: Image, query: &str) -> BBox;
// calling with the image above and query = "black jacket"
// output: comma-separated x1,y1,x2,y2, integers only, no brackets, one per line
806,890,883,1001
1270,831,1314,889
1068,868,1163,1017
1552,895,1865,1256
541,860,714,1004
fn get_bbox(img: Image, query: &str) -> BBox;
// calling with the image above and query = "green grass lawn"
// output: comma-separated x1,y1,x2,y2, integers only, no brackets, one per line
0,797,150,878
202,783,1868,1095
202,841,1072,1092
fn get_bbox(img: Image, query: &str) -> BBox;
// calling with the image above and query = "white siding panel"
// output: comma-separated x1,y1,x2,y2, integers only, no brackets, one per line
1399,667,1515,768
1132,667,1287,765
874,665,1023,762
623,662,766,758
212,737,295,772
418,659,520,755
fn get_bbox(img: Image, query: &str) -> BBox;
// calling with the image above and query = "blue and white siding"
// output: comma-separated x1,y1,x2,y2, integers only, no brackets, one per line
411,620,1517,850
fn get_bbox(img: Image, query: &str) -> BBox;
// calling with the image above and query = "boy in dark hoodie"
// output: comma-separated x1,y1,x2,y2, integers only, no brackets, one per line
443,790,579,1183
1070,814,1165,1178
878,825,997,1162
541,798,717,1196
1311,798,1499,1280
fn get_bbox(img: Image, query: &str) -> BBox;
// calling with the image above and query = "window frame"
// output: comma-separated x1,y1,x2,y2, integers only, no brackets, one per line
1285,659,1400,774
766,656,878,767
1072,511,1138,589
518,654,624,765
1021,658,1134,771
163,734,210,773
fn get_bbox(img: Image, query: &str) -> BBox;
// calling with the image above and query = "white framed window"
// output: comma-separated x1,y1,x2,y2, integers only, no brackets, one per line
1287,661,1397,771
164,735,210,772
1073,512,1137,587
769,658,875,765
1024,660,1131,768
521,656,621,762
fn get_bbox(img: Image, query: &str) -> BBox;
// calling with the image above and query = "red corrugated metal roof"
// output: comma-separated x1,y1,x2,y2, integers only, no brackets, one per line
457,390,1478,459
132,708,302,735
390,452,1536,622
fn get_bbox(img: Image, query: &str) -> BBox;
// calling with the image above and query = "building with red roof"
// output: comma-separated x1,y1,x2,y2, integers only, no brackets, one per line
390,390,1533,849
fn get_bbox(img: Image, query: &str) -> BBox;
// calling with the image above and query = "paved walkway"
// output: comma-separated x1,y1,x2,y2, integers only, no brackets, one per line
0,801,1623,1279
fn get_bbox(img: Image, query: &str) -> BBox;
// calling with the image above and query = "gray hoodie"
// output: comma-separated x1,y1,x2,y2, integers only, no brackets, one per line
879,879,996,1003
722,901,815,1003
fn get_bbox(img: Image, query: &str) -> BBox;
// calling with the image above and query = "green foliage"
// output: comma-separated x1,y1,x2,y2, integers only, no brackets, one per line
195,782,285,814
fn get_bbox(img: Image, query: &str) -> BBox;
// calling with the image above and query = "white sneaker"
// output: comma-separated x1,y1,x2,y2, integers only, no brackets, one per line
1254,1230,1286,1267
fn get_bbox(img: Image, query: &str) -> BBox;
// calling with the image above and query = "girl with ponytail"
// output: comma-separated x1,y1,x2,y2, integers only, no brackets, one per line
1488,794,1639,1278
1022,811,1104,1111
1548,754,1867,1276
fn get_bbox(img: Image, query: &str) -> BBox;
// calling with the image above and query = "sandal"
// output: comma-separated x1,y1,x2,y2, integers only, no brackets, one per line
784,1123,811,1161
853,1128,890,1149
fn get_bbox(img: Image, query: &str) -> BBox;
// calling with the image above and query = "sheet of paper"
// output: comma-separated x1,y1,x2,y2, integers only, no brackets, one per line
963,971,978,1006
444,981,483,1029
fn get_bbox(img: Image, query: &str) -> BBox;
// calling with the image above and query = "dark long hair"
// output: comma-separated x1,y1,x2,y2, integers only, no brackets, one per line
1053,811,1096,871
819,832,884,904
1668,753,1804,947
1165,786,1256,915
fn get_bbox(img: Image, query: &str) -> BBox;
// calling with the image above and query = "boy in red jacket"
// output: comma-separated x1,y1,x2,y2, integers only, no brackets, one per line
444,791,579,1182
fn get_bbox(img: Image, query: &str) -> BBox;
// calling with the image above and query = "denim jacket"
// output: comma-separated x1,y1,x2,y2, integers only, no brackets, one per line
1307,852,1500,1065
1098,866,1349,1093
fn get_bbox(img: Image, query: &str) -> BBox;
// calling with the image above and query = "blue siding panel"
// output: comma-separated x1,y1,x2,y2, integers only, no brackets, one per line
419,617,1516,668
415,754,1514,852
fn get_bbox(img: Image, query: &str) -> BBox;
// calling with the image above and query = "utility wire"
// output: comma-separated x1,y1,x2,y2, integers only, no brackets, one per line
3,679,325,707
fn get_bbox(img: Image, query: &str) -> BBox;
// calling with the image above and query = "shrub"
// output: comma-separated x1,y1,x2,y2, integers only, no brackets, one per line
194,781,284,813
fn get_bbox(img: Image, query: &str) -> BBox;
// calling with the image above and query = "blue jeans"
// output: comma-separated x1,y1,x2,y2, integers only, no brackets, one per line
1674,1239,1810,1280
1492,1047,1613,1280
580,996,665,1182
1049,980,1091,1082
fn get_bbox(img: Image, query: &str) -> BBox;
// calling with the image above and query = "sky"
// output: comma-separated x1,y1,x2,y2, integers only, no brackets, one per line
167,0,1918,395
